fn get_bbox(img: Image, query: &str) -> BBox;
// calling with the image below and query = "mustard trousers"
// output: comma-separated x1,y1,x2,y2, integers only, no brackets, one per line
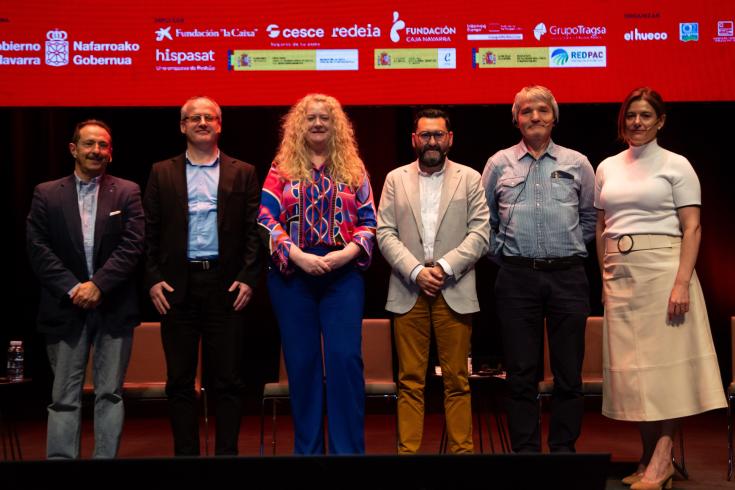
394,293,473,454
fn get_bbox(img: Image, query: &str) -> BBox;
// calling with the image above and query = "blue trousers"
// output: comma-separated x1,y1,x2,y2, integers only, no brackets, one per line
267,262,365,455
46,317,133,459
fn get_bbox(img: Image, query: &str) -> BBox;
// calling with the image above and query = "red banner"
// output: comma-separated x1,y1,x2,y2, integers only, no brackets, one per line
1,0,733,106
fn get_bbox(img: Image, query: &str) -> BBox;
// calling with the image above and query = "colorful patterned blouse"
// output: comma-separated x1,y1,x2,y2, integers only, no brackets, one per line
258,162,377,274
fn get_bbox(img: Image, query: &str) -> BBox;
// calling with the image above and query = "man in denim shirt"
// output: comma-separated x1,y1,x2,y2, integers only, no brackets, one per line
481,86,595,453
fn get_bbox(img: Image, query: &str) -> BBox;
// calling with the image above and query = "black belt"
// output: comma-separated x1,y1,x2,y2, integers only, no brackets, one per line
502,255,583,271
188,259,219,271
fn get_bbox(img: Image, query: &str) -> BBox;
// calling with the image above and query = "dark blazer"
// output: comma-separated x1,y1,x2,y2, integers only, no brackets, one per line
26,174,145,335
143,152,261,304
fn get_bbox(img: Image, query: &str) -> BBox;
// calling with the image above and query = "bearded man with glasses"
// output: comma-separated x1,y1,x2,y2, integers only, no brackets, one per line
377,108,489,454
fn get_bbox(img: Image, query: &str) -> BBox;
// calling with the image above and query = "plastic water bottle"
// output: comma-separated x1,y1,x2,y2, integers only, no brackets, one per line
6,340,24,382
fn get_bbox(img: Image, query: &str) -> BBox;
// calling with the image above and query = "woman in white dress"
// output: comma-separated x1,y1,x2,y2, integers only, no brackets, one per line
594,87,726,490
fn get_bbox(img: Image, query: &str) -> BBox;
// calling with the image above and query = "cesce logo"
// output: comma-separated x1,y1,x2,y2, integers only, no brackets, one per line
266,23,324,38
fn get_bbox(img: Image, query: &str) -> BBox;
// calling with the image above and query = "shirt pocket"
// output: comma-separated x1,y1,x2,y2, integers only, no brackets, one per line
551,178,576,202
498,176,527,203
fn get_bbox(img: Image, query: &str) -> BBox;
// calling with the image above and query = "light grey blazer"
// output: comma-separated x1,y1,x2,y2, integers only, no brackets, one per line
376,160,490,315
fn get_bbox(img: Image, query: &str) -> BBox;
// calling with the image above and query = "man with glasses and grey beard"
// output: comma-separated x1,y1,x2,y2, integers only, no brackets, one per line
144,96,261,456
377,108,489,454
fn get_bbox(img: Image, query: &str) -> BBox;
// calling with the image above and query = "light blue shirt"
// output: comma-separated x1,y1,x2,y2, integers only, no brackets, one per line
186,152,220,260
481,140,595,258
75,172,100,278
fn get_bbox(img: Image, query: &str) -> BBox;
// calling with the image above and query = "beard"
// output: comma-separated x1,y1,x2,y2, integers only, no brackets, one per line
417,145,447,167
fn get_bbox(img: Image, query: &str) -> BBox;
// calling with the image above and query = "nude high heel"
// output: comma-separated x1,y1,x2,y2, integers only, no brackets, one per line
629,467,674,490
621,471,643,485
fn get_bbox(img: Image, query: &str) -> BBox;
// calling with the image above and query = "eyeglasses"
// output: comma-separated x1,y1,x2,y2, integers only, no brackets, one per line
181,114,219,123
78,140,110,150
415,131,449,143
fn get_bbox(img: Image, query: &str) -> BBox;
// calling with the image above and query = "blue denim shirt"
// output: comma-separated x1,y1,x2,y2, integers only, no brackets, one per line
75,173,100,277
186,152,220,260
481,140,595,258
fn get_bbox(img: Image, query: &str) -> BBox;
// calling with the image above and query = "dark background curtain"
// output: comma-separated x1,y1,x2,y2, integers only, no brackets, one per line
5,102,734,414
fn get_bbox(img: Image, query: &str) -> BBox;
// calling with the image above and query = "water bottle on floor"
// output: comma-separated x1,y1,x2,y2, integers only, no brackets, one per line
6,340,24,382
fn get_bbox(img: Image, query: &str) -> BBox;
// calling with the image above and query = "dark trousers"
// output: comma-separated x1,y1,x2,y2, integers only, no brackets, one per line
495,262,589,453
267,262,365,455
161,266,245,456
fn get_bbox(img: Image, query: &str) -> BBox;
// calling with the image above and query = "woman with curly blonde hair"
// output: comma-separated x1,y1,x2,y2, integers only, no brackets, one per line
258,93,376,454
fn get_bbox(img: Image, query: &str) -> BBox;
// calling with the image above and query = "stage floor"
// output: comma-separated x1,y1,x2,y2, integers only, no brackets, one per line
6,409,733,488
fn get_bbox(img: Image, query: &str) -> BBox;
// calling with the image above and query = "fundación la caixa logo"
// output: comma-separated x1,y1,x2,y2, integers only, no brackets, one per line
155,27,173,42
45,29,69,66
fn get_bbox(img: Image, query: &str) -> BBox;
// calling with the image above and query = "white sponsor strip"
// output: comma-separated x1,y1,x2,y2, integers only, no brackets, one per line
437,48,456,69
548,46,606,68
467,34,523,40
315,49,359,71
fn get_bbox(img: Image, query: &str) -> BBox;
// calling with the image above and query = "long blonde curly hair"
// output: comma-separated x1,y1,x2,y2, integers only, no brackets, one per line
275,93,366,187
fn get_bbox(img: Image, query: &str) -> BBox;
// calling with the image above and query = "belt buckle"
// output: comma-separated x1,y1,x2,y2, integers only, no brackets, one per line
191,259,211,270
531,258,546,270
617,234,634,254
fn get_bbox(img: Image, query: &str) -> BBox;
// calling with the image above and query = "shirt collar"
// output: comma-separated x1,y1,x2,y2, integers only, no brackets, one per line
185,150,220,167
415,160,447,177
74,172,102,187
629,138,659,159
515,139,558,161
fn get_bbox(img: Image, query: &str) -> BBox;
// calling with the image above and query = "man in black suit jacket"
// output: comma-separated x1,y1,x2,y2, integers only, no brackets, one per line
144,96,261,456
27,120,145,459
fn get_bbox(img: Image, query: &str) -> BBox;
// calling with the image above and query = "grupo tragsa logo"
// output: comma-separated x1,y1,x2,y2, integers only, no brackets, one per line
550,48,569,65
45,29,69,66
533,22,547,41
390,11,405,42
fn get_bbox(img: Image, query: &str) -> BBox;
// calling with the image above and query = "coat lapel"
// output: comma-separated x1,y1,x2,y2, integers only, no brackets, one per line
401,162,424,239
59,175,86,267
436,160,460,224
93,174,114,266
217,153,234,230
436,160,461,232
171,154,188,215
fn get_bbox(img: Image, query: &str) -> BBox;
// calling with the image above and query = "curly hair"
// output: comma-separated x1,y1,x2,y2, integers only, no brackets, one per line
275,93,366,187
